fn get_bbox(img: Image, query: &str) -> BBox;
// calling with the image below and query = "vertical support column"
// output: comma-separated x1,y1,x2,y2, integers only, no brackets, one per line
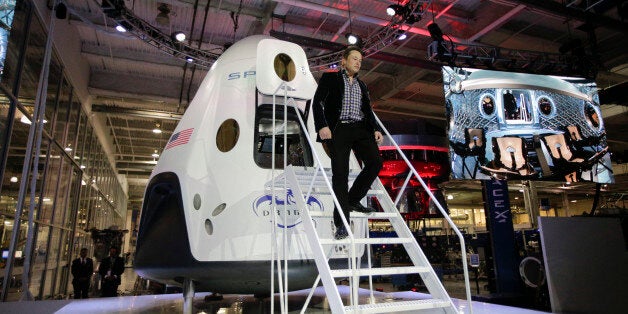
183,278,195,314
522,180,540,228
482,179,520,295
562,191,571,216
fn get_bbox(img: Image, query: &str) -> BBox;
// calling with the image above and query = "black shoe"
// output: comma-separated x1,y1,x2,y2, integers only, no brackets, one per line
350,202,375,214
335,226,348,240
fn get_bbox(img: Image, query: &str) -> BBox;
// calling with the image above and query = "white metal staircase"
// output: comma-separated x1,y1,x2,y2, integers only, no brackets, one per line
271,166,460,313
265,83,471,313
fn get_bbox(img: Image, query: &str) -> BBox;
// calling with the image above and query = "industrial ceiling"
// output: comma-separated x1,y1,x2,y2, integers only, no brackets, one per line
55,0,627,208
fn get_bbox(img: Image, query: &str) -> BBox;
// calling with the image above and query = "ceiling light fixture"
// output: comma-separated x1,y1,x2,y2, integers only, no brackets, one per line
152,150,160,158
345,0,361,46
396,29,407,41
346,33,359,45
10,176,18,183
115,24,127,32
386,4,404,17
172,31,186,42
152,123,162,134
20,115,47,125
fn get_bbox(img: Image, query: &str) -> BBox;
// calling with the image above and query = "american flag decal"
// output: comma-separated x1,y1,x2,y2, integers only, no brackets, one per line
165,128,194,150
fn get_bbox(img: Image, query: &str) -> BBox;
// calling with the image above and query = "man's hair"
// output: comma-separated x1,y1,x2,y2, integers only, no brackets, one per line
342,46,363,60
80,248,88,252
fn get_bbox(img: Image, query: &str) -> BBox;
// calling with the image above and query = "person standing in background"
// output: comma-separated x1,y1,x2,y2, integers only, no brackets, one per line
71,248,94,299
98,246,125,297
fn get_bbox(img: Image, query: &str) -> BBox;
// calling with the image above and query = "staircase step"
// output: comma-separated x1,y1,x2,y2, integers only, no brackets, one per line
330,266,430,277
319,237,414,245
309,212,397,219
297,188,386,196
344,299,452,313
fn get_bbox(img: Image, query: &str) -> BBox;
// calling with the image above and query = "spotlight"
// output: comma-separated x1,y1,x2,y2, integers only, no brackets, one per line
10,176,18,183
186,57,194,63
172,31,186,42
55,3,67,19
152,123,162,134
396,30,407,41
152,150,160,158
346,33,360,45
427,23,444,42
404,13,421,24
115,24,127,32
386,4,404,16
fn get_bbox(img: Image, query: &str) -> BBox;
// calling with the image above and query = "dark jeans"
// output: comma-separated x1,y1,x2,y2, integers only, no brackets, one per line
101,279,119,297
72,279,90,299
327,122,382,228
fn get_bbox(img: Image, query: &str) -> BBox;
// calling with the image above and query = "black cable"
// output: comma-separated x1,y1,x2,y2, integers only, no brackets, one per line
178,0,200,111
589,183,602,216
187,0,212,105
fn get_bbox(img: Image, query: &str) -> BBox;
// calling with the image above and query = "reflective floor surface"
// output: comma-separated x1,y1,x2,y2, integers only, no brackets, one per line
0,285,548,314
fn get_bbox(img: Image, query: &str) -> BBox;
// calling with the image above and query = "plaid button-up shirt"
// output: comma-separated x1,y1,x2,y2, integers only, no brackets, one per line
339,70,364,122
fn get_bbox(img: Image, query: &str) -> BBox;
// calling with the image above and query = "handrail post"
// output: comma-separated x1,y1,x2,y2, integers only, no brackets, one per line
373,113,473,314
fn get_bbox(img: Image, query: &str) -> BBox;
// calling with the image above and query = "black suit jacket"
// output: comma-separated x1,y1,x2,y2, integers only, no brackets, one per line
312,71,380,142
98,256,125,284
71,257,94,284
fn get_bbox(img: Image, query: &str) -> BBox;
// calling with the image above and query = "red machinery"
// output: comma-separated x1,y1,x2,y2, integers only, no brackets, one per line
377,145,450,219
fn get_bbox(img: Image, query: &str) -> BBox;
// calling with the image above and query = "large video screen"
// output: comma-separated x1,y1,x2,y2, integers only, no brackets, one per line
442,66,613,183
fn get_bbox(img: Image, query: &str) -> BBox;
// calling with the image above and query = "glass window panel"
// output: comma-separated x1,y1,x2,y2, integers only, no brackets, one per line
63,165,80,228
41,227,61,298
74,109,86,164
52,155,71,226
2,218,28,301
77,180,90,230
2,107,30,218
53,78,70,145
0,100,10,165
38,141,58,224
16,12,46,109
20,139,48,220
65,94,79,157
57,229,71,295
1,0,30,91
29,224,49,299
44,53,63,134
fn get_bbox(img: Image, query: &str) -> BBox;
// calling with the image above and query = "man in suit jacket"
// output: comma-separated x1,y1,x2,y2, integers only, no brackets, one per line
98,246,125,297
71,248,94,299
312,46,383,240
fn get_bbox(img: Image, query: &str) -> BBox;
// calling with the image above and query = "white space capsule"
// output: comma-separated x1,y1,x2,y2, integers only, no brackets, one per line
134,35,365,295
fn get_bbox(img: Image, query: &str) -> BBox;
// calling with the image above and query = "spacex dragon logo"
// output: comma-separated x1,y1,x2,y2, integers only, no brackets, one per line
253,189,323,228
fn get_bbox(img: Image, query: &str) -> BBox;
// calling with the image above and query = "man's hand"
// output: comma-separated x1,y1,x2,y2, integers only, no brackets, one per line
319,127,332,140
374,131,383,145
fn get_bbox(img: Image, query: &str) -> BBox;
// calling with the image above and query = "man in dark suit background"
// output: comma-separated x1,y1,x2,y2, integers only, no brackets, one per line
312,46,383,240
98,246,125,297
71,247,94,299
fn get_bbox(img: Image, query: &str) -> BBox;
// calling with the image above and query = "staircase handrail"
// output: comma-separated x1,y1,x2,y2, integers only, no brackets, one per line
267,81,468,312
372,113,473,313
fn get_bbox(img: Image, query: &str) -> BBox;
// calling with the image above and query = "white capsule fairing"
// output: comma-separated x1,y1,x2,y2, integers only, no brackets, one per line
135,36,365,295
